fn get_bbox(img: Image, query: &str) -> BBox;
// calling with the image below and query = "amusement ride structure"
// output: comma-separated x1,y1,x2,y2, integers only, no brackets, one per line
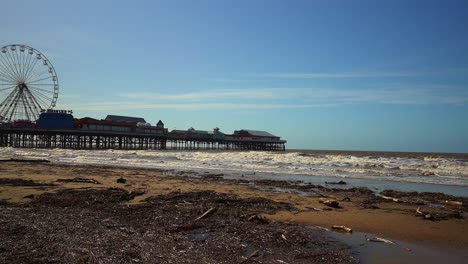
0,44,59,122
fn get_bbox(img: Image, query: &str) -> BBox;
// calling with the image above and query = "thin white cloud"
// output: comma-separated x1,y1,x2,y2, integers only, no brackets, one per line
252,72,416,79
117,89,278,101
116,86,468,105
60,84,467,112
301,86,468,105
56,102,334,111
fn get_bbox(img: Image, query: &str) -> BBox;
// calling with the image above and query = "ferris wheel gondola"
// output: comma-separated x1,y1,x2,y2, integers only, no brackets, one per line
0,44,59,122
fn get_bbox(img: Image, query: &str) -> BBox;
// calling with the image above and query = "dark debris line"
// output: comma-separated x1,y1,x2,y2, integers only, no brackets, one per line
0,189,355,264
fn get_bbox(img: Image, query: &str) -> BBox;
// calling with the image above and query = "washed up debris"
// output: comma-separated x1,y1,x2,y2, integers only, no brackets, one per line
325,180,347,185
416,207,423,215
415,206,463,221
305,206,323,212
331,225,352,233
416,207,434,220
0,186,355,263
281,234,287,241
446,200,463,206
359,198,380,209
247,214,269,224
380,190,468,212
0,178,56,187
0,158,50,163
422,171,435,176
57,177,101,184
341,197,351,202
319,198,341,208
116,177,127,184
381,195,401,203
315,226,330,231
367,236,395,244
194,207,216,222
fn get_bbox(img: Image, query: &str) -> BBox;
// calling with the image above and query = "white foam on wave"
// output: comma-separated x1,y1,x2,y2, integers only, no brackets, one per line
2,148,468,186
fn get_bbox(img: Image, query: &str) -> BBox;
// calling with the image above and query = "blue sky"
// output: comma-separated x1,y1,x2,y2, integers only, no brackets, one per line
1,0,467,152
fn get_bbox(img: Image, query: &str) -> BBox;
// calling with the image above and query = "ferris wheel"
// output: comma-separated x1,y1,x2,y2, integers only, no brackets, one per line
0,44,59,122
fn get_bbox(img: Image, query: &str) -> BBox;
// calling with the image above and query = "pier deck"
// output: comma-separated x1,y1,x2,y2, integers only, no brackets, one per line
0,128,286,151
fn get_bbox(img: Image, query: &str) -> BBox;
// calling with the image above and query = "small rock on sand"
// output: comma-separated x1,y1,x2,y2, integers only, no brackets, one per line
117,177,127,184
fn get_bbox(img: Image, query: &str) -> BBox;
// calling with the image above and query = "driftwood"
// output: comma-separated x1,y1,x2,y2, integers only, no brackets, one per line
381,195,401,203
446,200,463,206
331,225,352,233
194,207,216,222
367,236,395,244
305,206,324,212
315,226,330,231
416,207,423,215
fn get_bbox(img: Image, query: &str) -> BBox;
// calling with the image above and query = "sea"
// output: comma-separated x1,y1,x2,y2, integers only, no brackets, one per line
1,147,468,197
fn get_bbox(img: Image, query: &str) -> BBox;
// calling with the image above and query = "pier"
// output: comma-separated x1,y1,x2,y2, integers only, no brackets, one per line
0,128,286,151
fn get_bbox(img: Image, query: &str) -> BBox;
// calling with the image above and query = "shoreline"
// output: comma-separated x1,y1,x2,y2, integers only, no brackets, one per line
3,147,468,189
26,161,468,197
1,161,467,262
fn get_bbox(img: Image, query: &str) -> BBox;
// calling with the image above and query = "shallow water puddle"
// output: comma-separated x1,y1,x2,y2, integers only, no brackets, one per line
325,230,467,264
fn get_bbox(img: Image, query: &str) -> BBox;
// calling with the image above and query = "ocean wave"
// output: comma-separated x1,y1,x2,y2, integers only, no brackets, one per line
2,148,468,186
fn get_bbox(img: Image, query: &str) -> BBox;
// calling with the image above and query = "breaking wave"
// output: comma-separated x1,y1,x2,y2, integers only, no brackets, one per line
1,148,467,186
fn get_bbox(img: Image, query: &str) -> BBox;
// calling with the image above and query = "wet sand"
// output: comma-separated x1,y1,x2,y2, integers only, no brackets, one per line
1,162,467,263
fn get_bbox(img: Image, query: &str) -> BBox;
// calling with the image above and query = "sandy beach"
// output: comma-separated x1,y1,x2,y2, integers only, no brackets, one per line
1,161,467,263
